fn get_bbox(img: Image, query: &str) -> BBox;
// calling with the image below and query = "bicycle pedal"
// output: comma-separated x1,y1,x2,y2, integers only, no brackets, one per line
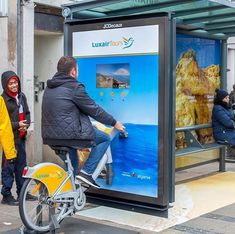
75,178,89,189
75,178,84,185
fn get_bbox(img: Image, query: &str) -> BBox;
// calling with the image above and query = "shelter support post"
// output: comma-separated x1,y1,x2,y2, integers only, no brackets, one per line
221,40,228,89
168,14,176,203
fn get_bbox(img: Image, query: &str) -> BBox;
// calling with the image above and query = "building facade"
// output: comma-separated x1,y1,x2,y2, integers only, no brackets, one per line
0,0,72,164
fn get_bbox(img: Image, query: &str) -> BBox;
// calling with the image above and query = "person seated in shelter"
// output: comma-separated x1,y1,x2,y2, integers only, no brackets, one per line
229,84,235,113
229,84,235,105
212,89,235,146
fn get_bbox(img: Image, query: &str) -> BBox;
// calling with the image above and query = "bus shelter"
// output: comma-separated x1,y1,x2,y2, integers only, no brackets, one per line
62,0,235,211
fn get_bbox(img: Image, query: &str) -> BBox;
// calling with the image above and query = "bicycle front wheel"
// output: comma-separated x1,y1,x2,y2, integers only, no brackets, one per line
19,178,65,233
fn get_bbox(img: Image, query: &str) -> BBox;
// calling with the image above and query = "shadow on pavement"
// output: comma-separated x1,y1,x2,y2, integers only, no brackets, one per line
1,217,139,234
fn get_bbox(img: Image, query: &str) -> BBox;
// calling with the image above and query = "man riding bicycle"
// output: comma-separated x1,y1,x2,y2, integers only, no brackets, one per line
41,56,124,189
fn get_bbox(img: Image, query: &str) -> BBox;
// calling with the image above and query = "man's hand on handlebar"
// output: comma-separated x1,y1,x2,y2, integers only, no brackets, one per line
114,121,125,132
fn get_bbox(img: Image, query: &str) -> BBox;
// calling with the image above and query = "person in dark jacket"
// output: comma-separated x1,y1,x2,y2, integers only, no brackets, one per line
1,71,35,205
229,84,235,112
42,56,124,188
229,84,235,105
212,89,235,145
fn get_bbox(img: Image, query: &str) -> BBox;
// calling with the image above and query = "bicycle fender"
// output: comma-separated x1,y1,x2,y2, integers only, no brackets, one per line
23,163,73,196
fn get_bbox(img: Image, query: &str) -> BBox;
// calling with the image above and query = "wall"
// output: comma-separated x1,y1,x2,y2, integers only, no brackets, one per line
0,0,8,17
19,2,35,165
0,0,17,91
0,1,68,166
8,0,17,72
0,17,8,92
21,1,68,164
228,48,235,93
34,34,64,164
228,37,235,92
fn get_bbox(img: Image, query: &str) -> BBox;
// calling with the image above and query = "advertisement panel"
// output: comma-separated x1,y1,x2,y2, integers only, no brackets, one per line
176,34,221,149
66,15,170,208
73,25,159,198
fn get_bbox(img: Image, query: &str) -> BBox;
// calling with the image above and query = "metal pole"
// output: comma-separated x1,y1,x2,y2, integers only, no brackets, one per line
219,147,226,172
221,39,228,90
168,15,176,203
64,23,69,56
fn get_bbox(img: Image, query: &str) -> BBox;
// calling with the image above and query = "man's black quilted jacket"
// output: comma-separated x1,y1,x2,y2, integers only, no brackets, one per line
41,72,116,148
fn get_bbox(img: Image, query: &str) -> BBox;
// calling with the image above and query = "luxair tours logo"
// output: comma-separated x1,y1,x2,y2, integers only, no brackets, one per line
123,37,134,49
91,37,134,49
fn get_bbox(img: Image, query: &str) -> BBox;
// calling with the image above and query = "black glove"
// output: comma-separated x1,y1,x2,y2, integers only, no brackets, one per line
7,158,16,164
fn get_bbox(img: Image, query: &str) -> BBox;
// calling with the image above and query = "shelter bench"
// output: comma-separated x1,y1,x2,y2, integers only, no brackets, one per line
175,124,226,172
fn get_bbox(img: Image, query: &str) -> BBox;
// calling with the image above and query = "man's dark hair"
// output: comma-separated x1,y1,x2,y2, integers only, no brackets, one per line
57,56,77,75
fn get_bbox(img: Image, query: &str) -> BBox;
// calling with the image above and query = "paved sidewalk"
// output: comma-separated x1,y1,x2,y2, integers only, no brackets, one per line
0,161,235,233
3,203,235,234
1,216,141,234
161,203,235,234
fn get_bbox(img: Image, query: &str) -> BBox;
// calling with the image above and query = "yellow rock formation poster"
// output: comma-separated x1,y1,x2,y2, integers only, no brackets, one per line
176,34,221,148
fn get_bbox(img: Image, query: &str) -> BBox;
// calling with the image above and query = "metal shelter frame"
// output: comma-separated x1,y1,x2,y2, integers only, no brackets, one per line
63,0,235,38
62,0,235,205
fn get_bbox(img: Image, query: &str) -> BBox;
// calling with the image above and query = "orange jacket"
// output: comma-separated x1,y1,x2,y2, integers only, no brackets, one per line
0,96,16,159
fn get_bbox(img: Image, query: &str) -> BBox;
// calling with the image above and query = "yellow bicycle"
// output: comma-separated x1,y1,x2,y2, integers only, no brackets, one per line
19,146,86,233
18,124,123,233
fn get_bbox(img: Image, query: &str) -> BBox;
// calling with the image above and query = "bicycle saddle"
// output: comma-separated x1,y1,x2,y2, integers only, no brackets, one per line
49,146,71,159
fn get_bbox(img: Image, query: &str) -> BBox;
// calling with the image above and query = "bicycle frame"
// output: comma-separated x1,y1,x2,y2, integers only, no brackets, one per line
22,154,76,197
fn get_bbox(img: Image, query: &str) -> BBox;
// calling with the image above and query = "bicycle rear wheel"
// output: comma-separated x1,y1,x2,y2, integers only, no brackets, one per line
19,178,65,233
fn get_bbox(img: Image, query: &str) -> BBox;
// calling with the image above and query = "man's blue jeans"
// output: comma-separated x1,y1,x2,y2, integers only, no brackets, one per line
69,127,111,176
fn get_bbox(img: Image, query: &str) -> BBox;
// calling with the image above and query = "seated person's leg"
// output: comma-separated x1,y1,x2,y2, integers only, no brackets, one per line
82,128,111,174
77,128,111,188
69,148,79,177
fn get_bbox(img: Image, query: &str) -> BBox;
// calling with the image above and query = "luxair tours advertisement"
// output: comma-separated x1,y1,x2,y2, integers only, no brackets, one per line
73,25,159,198
175,34,221,150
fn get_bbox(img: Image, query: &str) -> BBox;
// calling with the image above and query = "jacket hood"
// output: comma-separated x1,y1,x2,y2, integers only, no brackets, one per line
47,72,77,88
1,70,21,93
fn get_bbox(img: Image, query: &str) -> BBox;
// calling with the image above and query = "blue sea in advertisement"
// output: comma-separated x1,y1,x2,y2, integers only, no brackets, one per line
97,123,158,197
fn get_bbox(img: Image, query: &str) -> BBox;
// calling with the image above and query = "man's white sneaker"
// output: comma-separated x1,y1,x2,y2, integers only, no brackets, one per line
76,172,100,189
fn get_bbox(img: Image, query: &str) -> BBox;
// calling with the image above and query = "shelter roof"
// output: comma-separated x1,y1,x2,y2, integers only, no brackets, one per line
63,0,235,38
